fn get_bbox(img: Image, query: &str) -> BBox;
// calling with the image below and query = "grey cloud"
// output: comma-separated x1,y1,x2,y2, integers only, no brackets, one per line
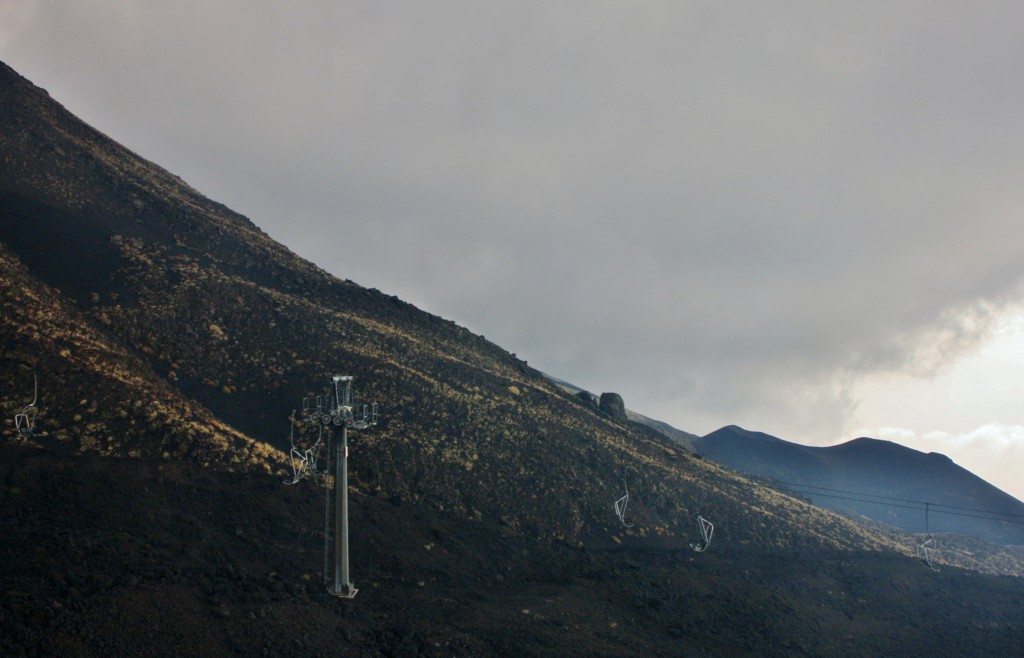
6,1,1024,442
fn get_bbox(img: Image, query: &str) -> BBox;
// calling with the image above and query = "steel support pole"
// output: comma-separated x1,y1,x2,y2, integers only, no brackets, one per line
329,425,357,598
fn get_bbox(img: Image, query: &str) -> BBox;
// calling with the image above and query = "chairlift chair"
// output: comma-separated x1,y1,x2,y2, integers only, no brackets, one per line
689,482,714,552
283,412,306,485
614,481,634,528
689,515,714,552
917,503,941,572
14,406,36,438
14,375,37,438
283,413,326,485
916,536,940,572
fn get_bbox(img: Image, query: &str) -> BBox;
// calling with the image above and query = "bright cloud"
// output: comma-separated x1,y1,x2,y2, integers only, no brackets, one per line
869,424,1024,501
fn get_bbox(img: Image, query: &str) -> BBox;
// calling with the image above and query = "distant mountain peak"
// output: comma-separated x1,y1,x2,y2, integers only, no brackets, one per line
827,436,917,453
703,425,785,443
693,428,1024,544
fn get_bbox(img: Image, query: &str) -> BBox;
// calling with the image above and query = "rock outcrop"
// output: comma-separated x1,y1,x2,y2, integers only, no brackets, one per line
575,390,599,410
599,392,626,421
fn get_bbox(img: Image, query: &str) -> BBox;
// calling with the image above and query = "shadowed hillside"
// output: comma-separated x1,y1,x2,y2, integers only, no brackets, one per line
2,59,1024,655
695,425,1024,545
4,441,1023,657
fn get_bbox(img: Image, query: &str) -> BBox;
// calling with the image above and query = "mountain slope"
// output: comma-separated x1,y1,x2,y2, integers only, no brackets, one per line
2,58,1024,655
0,240,280,470
4,440,1024,658
0,58,911,554
694,425,1024,545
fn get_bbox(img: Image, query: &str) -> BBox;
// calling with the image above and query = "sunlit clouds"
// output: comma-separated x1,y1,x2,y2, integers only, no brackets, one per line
867,424,1024,500
853,310,1024,499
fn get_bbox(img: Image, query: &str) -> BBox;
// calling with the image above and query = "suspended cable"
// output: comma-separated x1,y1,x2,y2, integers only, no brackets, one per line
751,476,1024,526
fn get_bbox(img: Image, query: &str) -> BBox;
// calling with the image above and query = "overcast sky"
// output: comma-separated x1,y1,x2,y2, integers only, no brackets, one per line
4,1,1024,501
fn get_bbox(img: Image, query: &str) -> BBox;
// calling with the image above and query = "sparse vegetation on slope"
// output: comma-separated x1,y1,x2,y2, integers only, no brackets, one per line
0,242,283,471
0,58,915,554
1,58,1023,655
3,443,1023,658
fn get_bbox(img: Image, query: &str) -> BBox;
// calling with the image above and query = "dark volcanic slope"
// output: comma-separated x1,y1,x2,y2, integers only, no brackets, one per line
2,59,1024,656
0,240,281,471
695,426,1024,545
3,442,1023,658
0,58,911,553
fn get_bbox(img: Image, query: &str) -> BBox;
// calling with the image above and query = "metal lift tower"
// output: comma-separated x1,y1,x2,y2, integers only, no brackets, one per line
296,375,378,599
331,376,376,598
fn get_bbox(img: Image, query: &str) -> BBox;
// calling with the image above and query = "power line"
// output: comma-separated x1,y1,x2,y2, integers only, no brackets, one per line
772,488,1024,527
751,475,1024,518
749,476,1024,526
760,477,1024,518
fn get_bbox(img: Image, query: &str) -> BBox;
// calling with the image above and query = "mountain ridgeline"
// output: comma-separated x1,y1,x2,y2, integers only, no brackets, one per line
694,425,1024,545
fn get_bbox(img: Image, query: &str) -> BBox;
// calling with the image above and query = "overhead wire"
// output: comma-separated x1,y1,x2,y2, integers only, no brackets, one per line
749,474,1024,516
749,476,1024,527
